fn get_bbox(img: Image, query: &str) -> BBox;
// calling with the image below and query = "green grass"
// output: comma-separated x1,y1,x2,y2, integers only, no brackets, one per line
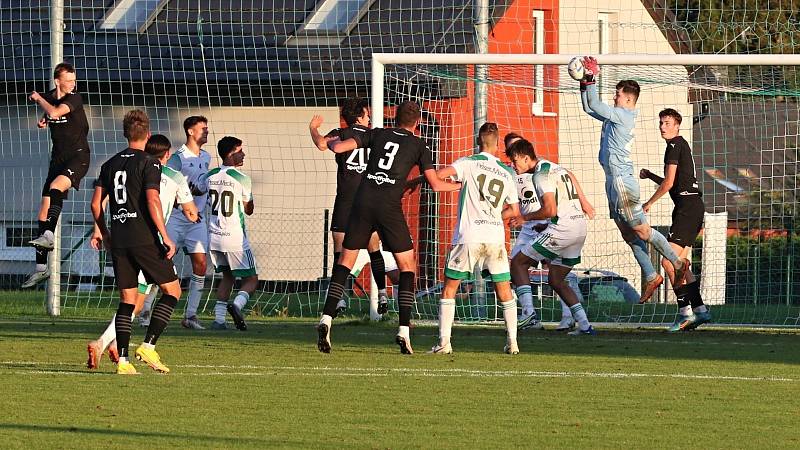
0,311,799,448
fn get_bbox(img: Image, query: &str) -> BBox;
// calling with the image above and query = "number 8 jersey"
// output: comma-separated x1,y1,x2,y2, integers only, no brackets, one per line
450,152,518,245
206,165,253,251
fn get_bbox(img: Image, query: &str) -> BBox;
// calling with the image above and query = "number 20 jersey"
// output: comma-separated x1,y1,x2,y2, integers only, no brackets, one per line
206,165,253,252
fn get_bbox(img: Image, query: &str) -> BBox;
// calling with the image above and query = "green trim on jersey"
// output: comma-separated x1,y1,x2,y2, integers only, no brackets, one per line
496,160,515,177
206,167,222,177
468,154,489,161
228,168,252,190
538,161,551,173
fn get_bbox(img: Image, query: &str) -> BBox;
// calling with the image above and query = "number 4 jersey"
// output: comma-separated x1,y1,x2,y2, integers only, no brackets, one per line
450,152,518,245
206,165,253,251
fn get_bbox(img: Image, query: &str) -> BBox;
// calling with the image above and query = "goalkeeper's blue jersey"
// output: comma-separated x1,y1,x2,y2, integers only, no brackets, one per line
581,83,638,177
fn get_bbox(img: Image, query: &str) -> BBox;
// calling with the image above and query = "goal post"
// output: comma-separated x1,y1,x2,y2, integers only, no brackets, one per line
372,52,800,326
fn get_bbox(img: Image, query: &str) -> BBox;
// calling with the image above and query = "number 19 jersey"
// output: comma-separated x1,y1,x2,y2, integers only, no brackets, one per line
450,152,518,245
206,166,252,251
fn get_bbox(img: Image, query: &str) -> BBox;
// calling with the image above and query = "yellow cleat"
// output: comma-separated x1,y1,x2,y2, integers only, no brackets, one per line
117,360,139,375
135,345,170,373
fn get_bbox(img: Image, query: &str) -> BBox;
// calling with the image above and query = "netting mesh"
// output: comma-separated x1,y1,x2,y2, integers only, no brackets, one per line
0,1,798,326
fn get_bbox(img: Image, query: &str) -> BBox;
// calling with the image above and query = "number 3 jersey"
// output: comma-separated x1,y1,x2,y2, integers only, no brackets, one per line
206,165,253,251
97,148,163,249
532,159,585,225
450,152,518,245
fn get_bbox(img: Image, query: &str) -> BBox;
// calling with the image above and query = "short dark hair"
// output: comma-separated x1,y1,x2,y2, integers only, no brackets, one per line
218,136,242,159
616,80,640,102
659,108,683,125
477,122,499,147
341,97,369,126
53,62,75,79
123,109,150,141
503,132,523,149
183,115,209,137
145,134,172,160
395,101,421,127
505,138,536,161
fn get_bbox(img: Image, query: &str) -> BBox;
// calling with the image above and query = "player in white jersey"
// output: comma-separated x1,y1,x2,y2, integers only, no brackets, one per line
87,134,198,369
166,115,212,330
206,136,257,331
430,122,521,355
505,138,598,336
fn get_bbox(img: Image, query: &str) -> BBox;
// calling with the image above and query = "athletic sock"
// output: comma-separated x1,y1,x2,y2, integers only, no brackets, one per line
569,303,591,331
674,284,692,316
646,229,679,264
214,300,227,323
323,264,350,317
144,294,178,345
185,273,204,318
515,285,534,315
233,290,249,310
438,298,456,346
500,299,518,342
629,238,658,281
687,281,707,312
397,271,415,327
99,312,134,350
368,251,386,290
114,303,135,359
44,189,65,233
35,220,48,270
560,299,573,319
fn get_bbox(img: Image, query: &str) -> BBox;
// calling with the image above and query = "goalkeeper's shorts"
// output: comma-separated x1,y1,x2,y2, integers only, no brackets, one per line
606,175,647,227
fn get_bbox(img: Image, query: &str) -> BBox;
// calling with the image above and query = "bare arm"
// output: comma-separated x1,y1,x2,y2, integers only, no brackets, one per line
179,199,199,223
524,192,557,221
90,187,111,250
243,199,254,216
639,168,665,185
309,115,332,151
329,137,359,154
29,91,71,119
423,168,461,192
568,170,595,219
643,164,677,213
146,188,176,259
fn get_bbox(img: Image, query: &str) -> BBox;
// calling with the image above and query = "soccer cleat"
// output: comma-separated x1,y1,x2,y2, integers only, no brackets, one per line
317,323,331,353
428,342,452,354
21,269,50,288
638,274,664,304
687,310,712,330
335,299,347,316
86,340,103,370
568,325,597,336
116,360,139,375
181,316,205,330
396,335,414,355
555,316,576,331
138,309,151,328
667,314,696,332
107,340,120,364
518,312,544,330
135,345,170,373
674,258,691,285
227,303,247,331
28,230,54,250
210,321,228,330
504,341,520,355
377,292,389,315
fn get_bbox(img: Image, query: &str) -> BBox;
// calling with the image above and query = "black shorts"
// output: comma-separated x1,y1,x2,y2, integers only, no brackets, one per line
42,148,90,196
343,202,413,253
111,244,178,290
330,194,354,233
668,195,704,248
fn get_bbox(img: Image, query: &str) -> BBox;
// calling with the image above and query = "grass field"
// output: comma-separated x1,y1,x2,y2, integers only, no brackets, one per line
1,310,799,449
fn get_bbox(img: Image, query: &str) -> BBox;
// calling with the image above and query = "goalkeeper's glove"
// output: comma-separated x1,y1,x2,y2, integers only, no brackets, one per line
580,56,598,90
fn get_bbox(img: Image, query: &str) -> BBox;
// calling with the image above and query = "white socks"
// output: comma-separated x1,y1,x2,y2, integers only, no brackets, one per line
185,273,205,318
99,312,134,350
233,290,249,310
438,299,456,346
500,299,518,343
560,299,573,319
214,301,227,323
569,303,591,331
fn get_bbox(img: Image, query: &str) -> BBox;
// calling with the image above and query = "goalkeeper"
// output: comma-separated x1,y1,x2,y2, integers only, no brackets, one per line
578,56,689,303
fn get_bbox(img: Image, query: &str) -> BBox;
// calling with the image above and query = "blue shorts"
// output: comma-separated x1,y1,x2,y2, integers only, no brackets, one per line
606,175,647,227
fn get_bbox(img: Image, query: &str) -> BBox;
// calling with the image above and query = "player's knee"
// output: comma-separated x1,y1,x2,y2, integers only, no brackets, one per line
161,281,181,299
192,260,207,275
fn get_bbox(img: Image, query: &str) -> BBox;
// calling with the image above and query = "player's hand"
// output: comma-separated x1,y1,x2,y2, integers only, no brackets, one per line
582,56,600,77
639,168,651,179
309,115,324,130
162,236,177,259
29,91,42,103
37,117,47,128
509,216,525,228
89,231,103,250
642,201,652,214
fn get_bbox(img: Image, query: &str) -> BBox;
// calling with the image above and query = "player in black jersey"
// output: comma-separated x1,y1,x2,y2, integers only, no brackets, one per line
640,108,711,331
91,110,182,375
316,101,461,354
309,97,390,316
23,63,91,288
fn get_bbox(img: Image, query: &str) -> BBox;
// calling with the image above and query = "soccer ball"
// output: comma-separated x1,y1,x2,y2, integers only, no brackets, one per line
567,56,585,81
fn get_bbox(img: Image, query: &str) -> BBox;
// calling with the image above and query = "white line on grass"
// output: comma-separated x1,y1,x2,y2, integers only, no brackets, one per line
3,362,795,382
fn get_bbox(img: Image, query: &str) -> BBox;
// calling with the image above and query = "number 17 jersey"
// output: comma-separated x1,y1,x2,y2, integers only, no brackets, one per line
206,165,253,251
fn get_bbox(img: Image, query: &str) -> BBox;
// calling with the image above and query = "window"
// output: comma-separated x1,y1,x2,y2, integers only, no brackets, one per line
531,10,555,117
287,0,374,46
98,0,165,33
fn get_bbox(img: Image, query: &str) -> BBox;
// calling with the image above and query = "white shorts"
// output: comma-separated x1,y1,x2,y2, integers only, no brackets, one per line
351,249,398,276
523,219,587,267
445,243,510,282
510,227,541,259
209,249,258,278
167,218,209,255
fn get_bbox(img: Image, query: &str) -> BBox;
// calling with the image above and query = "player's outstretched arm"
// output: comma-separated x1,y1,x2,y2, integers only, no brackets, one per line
423,168,461,192
146,188,176,259
29,91,71,119
243,199,254,216
642,164,677,213
329,137,359,154
639,168,665,185
524,192,557,221
309,115,330,151
567,171,595,219
90,186,111,249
